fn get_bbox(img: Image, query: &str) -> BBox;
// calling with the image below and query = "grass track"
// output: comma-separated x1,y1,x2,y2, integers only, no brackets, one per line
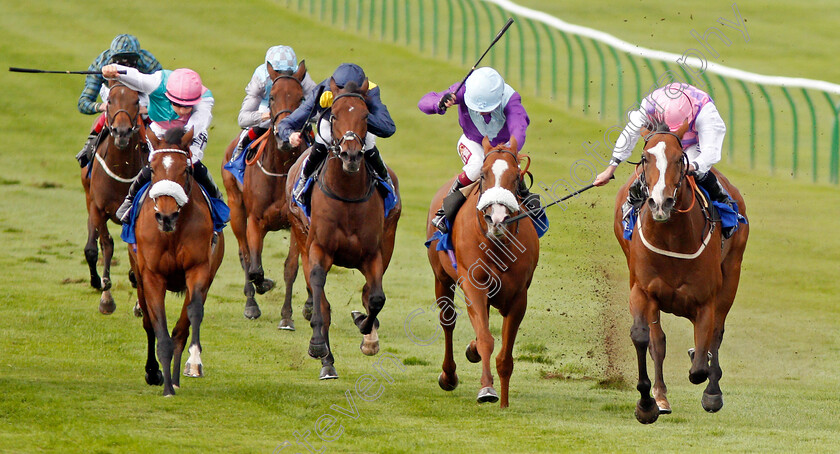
0,1,838,452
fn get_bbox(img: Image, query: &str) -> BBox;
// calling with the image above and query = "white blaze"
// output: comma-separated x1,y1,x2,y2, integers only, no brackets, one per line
491,159,509,187
648,142,668,206
162,155,174,171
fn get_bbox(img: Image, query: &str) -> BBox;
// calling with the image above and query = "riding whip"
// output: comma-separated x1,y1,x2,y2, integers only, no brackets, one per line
503,176,613,225
438,17,515,109
9,67,126,75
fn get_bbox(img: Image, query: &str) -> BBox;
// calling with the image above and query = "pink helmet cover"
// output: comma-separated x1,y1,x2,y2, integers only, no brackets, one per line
648,83,695,131
165,68,207,106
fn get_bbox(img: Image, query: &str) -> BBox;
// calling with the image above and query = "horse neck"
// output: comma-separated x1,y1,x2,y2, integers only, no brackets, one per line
322,154,371,198
261,133,299,173
102,133,143,168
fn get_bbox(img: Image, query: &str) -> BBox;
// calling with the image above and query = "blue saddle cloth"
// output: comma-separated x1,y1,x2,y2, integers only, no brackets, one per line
222,141,254,185
424,209,549,254
622,187,748,240
293,173,399,221
120,183,230,244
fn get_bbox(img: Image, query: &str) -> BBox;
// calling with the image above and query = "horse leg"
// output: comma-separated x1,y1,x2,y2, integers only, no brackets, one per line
143,274,175,396
230,195,259,319
170,297,191,389
300,252,313,321
84,212,102,291
689,300,715,385
97,227,116,315
246,217,275,295
137,278,162,386
354,253,385,336
318,296,337,380
435,279,459,391
463,287,496,404
648,309,671,414
184,273,209,380
703,261,740,412
278,234,300,331
307,245,333,360
496,294,526,408
630,284,658,424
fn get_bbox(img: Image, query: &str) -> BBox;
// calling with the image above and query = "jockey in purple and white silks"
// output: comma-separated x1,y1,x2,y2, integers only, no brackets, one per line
418,67,538,234
594,82,736,237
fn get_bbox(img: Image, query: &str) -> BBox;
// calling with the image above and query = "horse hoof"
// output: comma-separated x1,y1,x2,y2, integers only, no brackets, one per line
702,392,723,413
255,278,275,295
308,341,330,359
303,301,313,321
128,269,137,288
133,301,143,318
360,338,379,356
477,387,499,403
319,365,338,380
243,304,261,320
184,361,204,378
465,343,481,363
438,373,458,391
163,387,176,397
635,397,660,424
99,298,116,315
278,319,295,331
145,370,163,386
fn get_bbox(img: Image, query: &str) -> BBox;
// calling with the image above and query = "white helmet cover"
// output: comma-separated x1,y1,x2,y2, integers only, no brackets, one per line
464,67,505,112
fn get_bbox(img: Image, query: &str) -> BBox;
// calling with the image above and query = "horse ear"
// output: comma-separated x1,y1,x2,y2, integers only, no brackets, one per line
267,62,279,81
360,78,369,95
146,128,159,149
508,136,519,153
181,128,195,150
481,136,491,151
329,77,339,95
675,119,690,139
640,126,651,139
294,60,306,81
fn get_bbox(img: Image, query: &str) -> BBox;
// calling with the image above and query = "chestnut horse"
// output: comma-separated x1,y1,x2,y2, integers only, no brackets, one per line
286,78,401,380
129,127,225,396
426,140,539,408
80,81,147,314
614,120,748,423
222,62,307,325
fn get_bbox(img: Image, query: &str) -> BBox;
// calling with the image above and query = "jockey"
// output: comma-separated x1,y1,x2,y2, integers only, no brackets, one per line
99,64,223,223
232,45,318,160
593,82,736,237
75,34,162,168
278,63,396,205
418,67,538,234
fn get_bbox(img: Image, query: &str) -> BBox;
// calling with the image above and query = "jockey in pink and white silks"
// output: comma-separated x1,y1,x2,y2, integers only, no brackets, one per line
418,67,539,234
593,82,737,238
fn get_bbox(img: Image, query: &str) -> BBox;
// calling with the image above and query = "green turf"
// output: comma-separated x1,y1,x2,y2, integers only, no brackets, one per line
1,0,839,452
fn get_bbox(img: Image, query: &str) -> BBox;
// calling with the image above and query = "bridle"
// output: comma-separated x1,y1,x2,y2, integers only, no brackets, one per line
150,148,193,214
269,73,304,136
105,83,141,139
245,74,304,171
477,147,523,234
640,130,693,213
322,92,367,156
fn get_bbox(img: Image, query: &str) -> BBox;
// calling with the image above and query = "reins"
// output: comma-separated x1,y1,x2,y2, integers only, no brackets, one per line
245,74,302,167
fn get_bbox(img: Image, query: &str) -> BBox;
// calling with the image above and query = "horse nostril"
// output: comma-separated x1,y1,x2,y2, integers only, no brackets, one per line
647,198,656,209
155,213,162,222
664,197,675,210
484,214,492,224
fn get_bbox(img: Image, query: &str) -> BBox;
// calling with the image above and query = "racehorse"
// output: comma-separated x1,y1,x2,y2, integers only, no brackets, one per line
80,80,147,314
426,139,539,408
614,119,748,423
286,78,401,380
222,61,307,325
129,127,225,396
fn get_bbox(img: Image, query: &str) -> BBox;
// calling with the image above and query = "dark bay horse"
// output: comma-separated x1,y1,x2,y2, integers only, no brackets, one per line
286,78,401,380
426,139,539,408
130,127,225,396
222,62,307,325
614,120,748,423
80,81,147,314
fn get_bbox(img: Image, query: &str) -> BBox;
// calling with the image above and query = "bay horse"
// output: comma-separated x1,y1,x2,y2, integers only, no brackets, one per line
129,127,225,396
222,61,307,325
426,139,539,408
80,81,147,314
286,78,401,380
614,119,748,423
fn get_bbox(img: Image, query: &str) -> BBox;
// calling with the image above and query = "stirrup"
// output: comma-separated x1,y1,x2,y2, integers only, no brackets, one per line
431,210,448,234
292,175,308,204
117,198,133,224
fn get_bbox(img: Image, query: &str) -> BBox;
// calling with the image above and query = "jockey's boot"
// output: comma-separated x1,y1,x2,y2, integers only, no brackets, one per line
517,180,543,215
117,166,152,224
231,129,251,161
696,170,736,239
193,161,224,199
621,176,646,222
365,146,396,195
76,132,97,168
431,179,467,234
292,142,329,206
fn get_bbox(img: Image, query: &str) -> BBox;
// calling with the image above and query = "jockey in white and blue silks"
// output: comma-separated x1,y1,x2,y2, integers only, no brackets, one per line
232,45,318,158
593,82,736,237
418,67,538,234
100,65,223,223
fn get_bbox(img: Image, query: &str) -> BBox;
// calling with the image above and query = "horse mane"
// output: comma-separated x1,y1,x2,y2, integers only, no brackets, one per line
163,127,187,146
341,81,363,94
645,114,670,134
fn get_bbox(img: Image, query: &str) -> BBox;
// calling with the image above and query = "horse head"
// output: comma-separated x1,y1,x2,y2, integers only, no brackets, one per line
145,127,194,232
477,137,521,238
640,118,690,222
267,61,307,152
327,77,370,174
106,80,141,150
